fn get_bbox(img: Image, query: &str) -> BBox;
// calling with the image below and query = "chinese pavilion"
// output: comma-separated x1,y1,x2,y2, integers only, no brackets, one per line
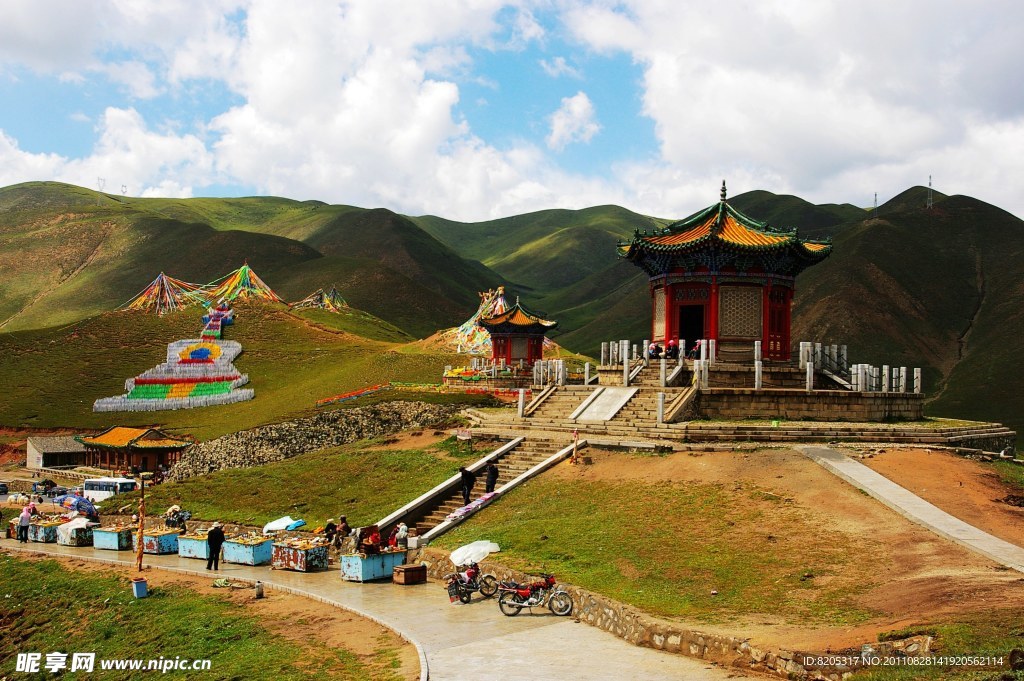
618,182,831,361
479,299,557,366
76,427,191,473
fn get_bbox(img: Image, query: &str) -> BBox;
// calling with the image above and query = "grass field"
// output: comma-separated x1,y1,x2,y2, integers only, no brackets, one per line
436,475,878,626
0,555,404,681
123,436,483,528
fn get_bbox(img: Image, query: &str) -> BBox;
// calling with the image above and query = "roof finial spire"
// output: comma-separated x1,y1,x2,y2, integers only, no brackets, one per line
721,179,727,202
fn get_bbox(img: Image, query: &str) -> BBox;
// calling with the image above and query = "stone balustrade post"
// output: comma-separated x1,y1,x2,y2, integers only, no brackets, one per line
709,339,716,365
806,361,814,392
657,392,665,424
914,368,922,394
899,366,907,392
621,340,630,386
754,360,763,390
882,365,890,393
517,389,526,418
585,362,591,385
643,339,650,367
754,340,762,362
601,342,608,367
660,358,667,387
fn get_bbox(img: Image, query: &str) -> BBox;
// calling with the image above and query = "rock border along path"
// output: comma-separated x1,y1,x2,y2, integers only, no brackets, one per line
799,445,1024,573
3,542,747,681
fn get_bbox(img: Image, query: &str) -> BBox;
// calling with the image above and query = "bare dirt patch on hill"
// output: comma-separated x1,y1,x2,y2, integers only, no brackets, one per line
552,446,1024,652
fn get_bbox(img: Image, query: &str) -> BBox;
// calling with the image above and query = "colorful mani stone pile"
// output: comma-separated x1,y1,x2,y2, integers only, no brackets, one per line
94,307,254,412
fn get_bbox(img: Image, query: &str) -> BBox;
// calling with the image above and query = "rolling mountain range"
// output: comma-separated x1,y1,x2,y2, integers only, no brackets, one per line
0,180,1021,434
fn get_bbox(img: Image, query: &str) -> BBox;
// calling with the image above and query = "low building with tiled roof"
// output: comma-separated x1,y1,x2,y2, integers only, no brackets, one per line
76,427,191,473
618,181,831,361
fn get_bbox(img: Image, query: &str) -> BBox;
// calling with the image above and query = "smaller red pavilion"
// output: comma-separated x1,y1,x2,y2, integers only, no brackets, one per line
479,299,557,366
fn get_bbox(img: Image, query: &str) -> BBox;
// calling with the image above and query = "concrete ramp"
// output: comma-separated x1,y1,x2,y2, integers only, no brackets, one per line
574,387,637,422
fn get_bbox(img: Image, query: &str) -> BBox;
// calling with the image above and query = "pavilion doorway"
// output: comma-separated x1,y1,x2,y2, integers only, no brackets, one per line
678,304,705,356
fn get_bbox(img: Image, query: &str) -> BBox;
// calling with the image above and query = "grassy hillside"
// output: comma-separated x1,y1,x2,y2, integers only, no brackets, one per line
0,300,464,440
728,189,866,239
794,194,1024,432
0,182,499,337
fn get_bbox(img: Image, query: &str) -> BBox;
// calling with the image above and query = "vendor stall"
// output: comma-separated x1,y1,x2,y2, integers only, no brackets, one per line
179,529,237,560
271,538,329,572
57,518,98,547
340,550,408,582
223,533,274,566
28,519,64,543
134,528,180,555
94,525,134,551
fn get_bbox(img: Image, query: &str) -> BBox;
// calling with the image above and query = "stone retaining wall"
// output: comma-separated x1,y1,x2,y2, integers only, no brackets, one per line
698,389,924,422
168,402,460,480
412,547,931,680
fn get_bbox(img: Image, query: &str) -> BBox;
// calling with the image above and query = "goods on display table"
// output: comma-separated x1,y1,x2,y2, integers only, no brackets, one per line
179,529,237,560
134,528,181,555
94,524,135,551
223,532,274,566
340,549,409,582
272,537,330,572
28,517,65,543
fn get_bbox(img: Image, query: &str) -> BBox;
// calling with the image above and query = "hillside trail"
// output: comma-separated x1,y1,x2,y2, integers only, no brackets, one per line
550,445,1024,651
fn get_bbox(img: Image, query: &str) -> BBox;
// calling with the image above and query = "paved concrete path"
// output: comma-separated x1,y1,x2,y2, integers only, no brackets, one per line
799,445,1024,573
3,541,746,681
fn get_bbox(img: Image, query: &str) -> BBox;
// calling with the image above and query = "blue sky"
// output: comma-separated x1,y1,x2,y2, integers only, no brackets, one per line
1,1,1023,220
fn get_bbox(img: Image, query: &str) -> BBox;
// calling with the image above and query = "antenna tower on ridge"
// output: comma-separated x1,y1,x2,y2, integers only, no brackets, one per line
926,175,933,209
873,192,877,217
96,177,105,206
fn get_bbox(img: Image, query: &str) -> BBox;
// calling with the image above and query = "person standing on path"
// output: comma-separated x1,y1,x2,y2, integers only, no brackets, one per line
18,505,32,543
206,522,225,571
485,462,499,494
460,467,476,505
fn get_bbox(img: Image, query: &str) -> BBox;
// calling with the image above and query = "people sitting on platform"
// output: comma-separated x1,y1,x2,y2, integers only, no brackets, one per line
664,339,680,360
648,343,663,359
358,524,382,554
324,518,338,546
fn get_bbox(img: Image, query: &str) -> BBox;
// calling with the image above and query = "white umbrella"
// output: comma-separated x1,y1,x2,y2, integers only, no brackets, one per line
449,540,500,566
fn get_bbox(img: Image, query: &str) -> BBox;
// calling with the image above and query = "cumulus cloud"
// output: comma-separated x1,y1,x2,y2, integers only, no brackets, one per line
562,0,1024,214
2,1,1024,221
546,91,600,151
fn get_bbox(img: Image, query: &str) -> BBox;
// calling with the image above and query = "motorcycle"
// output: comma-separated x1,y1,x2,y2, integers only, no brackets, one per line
443,561,499,604
497,573,573,616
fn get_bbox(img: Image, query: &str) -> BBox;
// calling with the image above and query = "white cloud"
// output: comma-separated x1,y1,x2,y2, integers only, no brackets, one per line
546,91,600,151
3,1,1024,221
561,0,1024,217
104,61,162,99
540,56,581,78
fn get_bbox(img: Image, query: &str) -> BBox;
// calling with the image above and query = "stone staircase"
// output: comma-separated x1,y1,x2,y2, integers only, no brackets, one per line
413,437,566,536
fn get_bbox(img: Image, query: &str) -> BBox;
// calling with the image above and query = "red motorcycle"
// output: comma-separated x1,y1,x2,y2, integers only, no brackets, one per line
444,562,498,604
497,573,573,616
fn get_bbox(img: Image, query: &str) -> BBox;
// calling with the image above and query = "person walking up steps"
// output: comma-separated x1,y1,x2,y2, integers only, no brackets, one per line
485,462,499,494
206,522,225,571
460,467,476,505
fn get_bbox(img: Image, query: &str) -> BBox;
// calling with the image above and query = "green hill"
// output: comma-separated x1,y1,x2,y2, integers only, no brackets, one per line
0,300,462,440
2,180,1023,434
794,193,1024,432
0,182,502,337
